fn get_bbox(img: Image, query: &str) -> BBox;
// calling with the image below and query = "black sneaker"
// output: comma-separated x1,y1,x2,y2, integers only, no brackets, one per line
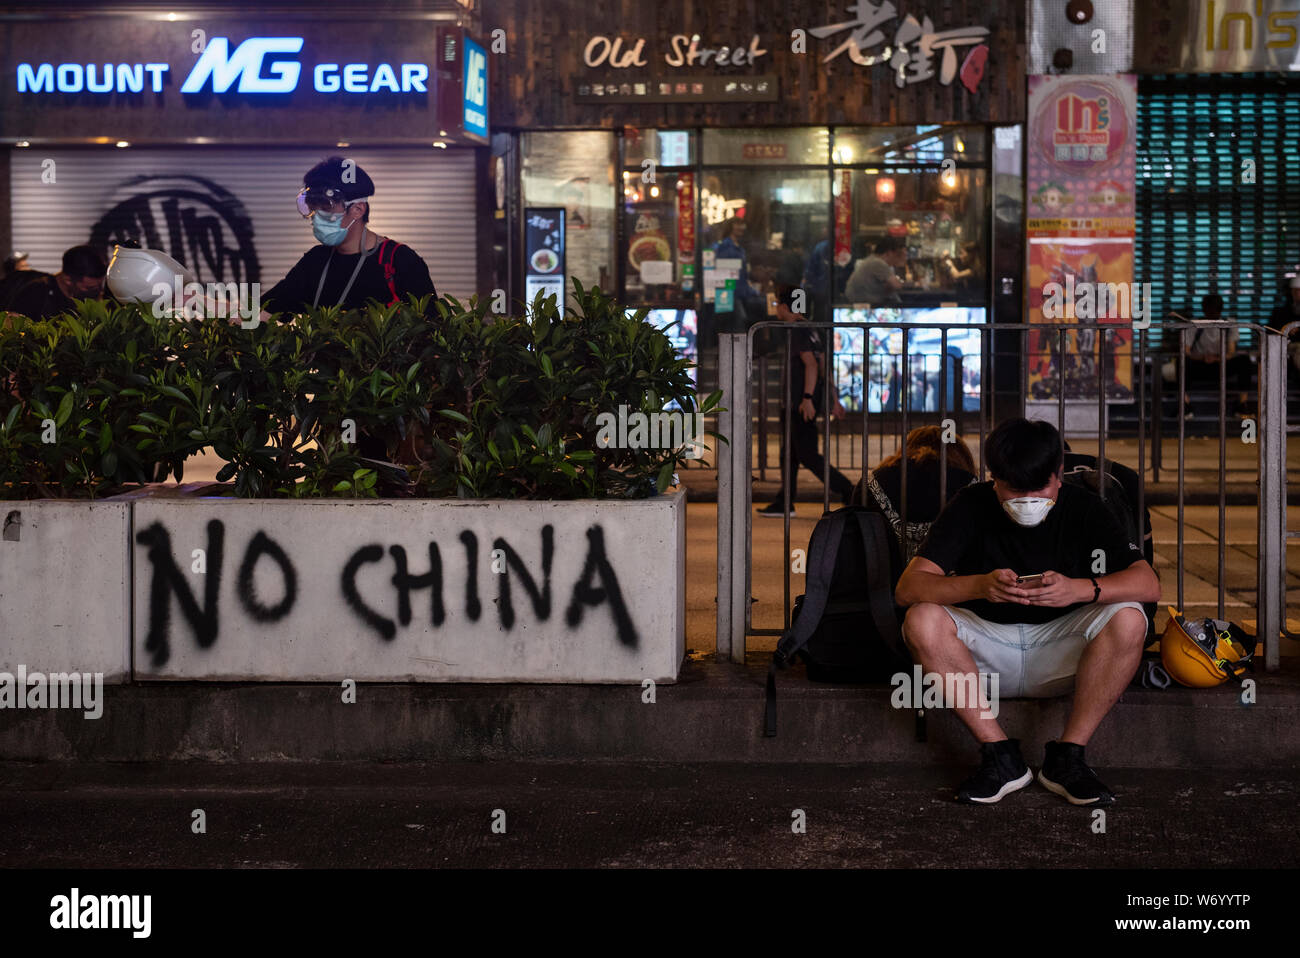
758,501,795,518
1037,740,1115,806
955,738,1033,804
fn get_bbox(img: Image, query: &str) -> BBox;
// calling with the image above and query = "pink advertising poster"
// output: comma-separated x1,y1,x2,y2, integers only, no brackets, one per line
1026,74,1138,401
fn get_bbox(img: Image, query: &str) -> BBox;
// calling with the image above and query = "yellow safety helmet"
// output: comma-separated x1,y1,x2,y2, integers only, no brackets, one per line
1160,607,1255,688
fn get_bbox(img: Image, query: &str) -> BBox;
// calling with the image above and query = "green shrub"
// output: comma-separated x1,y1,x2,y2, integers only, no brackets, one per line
0,279,721,500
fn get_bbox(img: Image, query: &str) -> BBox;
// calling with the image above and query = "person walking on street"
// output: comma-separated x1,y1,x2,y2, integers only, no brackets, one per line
759,284,854,516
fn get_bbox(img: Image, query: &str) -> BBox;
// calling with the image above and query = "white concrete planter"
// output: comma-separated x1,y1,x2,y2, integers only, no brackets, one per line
130,491,687,683
0,500,131,682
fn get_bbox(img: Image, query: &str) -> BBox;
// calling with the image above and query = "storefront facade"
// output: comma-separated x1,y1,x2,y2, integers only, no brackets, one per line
485,0,1028,411
0,1,491,302
1026,0,1300,360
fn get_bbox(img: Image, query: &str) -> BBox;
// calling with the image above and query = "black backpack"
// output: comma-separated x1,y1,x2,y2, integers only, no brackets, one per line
1061,464,1139,548
763,506,914,738
1060,463,1159,642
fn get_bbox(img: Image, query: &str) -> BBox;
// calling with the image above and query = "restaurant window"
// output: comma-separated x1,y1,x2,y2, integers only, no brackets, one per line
697,128,831,346
521,131,617,304
829,125,990,414
620,129,697,306
831,125,989,308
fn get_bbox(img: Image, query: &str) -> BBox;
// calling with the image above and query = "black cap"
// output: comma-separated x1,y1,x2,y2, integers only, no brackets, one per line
303,155,374,201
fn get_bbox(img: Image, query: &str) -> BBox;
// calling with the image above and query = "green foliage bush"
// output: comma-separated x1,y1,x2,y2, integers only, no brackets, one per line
0,280,720,500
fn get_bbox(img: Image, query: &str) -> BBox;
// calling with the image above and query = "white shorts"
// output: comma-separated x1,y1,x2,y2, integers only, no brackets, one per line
942,602,1147,698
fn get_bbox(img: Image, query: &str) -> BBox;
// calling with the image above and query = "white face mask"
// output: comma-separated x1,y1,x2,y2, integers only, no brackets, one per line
1002,497,1055,527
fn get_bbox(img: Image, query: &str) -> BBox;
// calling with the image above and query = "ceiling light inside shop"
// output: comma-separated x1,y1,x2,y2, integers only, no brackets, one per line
434,141,447,149
649,186,659,197
116,141,129,148
16,141,29,148
337,141,349,148
876,177,896,203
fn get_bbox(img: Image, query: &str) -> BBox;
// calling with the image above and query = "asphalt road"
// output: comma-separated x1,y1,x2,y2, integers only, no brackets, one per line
2,760,1296,869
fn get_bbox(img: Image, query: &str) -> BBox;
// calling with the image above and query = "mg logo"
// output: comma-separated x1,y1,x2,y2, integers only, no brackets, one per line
180,36,304,94
466,48,486,106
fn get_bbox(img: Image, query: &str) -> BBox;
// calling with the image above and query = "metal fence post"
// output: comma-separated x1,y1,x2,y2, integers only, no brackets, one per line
716,331,751,664
1256,331,1285,672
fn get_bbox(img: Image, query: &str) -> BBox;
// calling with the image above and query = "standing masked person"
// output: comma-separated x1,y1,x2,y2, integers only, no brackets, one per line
258,157,438,322
258,157,440,463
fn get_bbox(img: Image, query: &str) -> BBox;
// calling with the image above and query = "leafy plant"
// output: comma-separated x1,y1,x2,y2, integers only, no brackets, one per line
0,279,723,500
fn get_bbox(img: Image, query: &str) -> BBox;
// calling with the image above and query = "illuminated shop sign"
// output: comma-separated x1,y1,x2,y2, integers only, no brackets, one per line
16,36,430,96
462,37,488,139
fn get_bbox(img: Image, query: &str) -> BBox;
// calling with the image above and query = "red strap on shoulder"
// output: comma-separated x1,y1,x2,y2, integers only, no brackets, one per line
378,239,404,306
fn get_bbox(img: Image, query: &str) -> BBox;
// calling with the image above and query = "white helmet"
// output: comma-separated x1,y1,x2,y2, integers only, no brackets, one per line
106,246,196,304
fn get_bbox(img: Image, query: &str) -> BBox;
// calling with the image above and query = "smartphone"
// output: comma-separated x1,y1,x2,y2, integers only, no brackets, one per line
1015,573,1045,589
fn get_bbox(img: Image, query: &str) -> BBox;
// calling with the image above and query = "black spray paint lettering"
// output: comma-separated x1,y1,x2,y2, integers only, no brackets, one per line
138,521,639,656
137,520,300,666
236,530,297,621
135,519,225,667
340,524,638,647
390,543,446,629
565,525,638,647
492,524,553,629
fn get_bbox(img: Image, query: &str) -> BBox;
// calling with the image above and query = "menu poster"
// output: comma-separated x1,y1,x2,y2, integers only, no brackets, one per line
834,170,852,267
676,173,696,291
524,207,566,311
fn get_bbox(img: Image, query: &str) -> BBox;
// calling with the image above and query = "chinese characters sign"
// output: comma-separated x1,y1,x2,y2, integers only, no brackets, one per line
676,173,696,292
575,75,778,102
810,1,991,92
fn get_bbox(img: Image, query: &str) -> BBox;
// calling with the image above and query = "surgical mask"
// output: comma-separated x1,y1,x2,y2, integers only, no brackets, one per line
1002,497,1055,527
312,210,350,246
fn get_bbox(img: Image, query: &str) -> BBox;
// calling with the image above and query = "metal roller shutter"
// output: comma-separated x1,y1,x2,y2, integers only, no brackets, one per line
8,146,478,302
1136,74,1300,349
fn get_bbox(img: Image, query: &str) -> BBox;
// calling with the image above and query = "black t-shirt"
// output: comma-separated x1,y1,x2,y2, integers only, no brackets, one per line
784,324,826,407
262,240,438,316
916,480,1144,625
0,271,76,320
870,460,977,525
1268,301,1300,334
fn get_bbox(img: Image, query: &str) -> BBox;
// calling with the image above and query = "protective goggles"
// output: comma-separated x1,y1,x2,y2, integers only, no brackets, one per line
296,187,368,219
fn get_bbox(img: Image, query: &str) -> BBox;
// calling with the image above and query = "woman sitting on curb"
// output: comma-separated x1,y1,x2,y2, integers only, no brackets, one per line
851,424,978,574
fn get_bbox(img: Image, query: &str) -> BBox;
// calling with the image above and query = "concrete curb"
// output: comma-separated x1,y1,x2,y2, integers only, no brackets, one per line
2,655,1296,768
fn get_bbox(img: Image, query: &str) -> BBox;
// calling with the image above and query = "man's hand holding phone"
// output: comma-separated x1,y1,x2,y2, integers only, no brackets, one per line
1020,570,1086,607
981,569,1035,604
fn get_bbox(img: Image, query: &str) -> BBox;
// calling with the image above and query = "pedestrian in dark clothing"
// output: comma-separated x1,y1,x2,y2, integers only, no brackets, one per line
759,284,853,516
257,156,438,322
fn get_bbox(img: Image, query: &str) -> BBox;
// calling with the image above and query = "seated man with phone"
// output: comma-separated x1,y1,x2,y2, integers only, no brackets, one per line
894,418,1161,806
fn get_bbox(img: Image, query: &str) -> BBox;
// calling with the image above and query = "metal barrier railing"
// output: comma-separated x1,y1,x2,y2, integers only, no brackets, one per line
716,320,1291,672
1279,320,1300,648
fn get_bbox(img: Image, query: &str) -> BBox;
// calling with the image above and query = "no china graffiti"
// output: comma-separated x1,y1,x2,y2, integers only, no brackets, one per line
134,520,638,667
